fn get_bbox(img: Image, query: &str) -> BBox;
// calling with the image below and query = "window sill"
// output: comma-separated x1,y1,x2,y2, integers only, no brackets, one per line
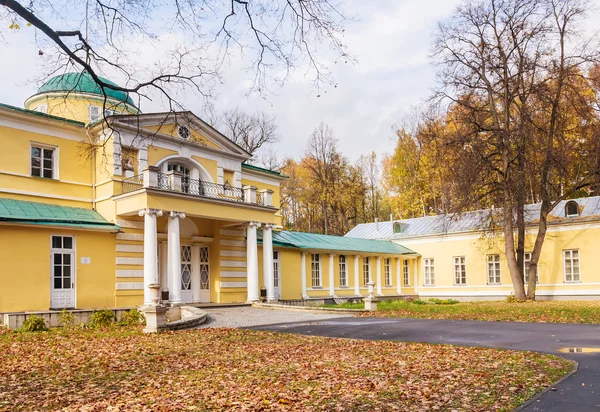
422,284,435,287
453,284,468,287
31,175,58,181
487,283,502,286
564,280,582,284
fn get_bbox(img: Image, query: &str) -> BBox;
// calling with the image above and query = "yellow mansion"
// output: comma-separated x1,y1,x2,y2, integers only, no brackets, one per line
0,72,416,313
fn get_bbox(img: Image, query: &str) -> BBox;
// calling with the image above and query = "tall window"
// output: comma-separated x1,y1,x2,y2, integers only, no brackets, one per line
363,257,370,285
523,252,539,283
88,105,100,122
564,249,580,282
403,260,410,286
311,254,321,287
424,258,435,286
273,251,280,288
31,145,55,179
181,246,192,291
51,235,74,290
487,254,501,284
453,256,467,285
338,255,347,287
384,258,392,286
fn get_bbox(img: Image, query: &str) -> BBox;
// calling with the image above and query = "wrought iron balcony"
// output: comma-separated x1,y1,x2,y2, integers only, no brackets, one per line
120,168,273,207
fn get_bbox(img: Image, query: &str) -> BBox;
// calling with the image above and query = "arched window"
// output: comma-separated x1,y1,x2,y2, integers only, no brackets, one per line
393,222,402,234
565,200,579,218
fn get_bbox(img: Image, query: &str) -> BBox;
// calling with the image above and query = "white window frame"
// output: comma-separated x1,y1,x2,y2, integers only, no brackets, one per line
523,252,539,283
50,235,76,308
30,142,58,180
363,257,370,285
384,258,392,286
311,253,321,288
403,259,410,286
88,105,100,122
563,249,580,282
34,103,48,113
338,255,347,287
453,256,467,285
487,254,501,284
273,250,280,288
423,258,435,286
565,201,580,218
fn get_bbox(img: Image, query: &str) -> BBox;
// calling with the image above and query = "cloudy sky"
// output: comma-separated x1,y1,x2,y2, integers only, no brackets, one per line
1,0,597,163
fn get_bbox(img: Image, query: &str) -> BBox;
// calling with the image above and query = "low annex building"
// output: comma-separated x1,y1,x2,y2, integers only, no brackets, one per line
345,197,600,300
0,72,417,314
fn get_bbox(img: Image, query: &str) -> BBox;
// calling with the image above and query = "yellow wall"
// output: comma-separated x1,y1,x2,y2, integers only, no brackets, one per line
144,123,222,150
0,225,116,312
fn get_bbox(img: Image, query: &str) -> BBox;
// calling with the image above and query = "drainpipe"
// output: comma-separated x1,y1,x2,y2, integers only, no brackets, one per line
375,217,379,232
85,125,96,210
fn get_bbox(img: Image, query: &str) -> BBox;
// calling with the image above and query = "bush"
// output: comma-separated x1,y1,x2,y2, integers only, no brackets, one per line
411,299,427,305
21,315,48,332
58,309,76,328
89,310,116,328
428,298,459,305
506,295,526,303
118,309,146,326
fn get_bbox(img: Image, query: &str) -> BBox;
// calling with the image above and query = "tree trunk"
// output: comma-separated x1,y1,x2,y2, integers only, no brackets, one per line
503,201,526,299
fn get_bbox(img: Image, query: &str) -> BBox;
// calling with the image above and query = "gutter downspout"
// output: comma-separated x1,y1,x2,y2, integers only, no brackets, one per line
85,125,96,210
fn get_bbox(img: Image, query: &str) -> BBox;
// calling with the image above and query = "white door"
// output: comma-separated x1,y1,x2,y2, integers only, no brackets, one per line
51,235,75,309
181,245,193,303
199,246,210,302
273,250,281,300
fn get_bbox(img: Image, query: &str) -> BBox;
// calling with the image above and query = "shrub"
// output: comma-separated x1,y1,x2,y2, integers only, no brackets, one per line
411,299,427,305
118,309,146,326
58,309,76,328
21,315,48,332
428,298,459,305
89,310,116,328
506,295,526,303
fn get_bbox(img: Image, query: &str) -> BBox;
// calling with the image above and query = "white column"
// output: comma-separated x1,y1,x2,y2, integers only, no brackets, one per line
328,254,336,297
413,258,419,294
191,245,201,302
396,258,402,295
139,208,162,305
376,257,383,295
159,241,168,294
246,221,260,301
301,252,309,299
354,255,360,296
167,211,185,304
262,223,276,301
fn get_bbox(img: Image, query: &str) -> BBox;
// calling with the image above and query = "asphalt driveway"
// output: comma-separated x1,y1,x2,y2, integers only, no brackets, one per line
250,316,600,411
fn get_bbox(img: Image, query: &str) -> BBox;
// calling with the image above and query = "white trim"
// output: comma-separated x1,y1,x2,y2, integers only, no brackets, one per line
220,271,247,278
220,250,246,257
156,154,214,183
220,239,245,247
116,244,144,253
220,260,246,268
116,257,144,265
116,282,144,290
116,270,143,278
418,289,600,297
50,234,77,309
219,229,245,237
116,233,144,241
30,141,60,181
0,188,90,203
0,112,84,142
453,256,467,286
240,171,282,186
220,281,247,288
563,249,581,283
115,219,144,229
0,170,91,187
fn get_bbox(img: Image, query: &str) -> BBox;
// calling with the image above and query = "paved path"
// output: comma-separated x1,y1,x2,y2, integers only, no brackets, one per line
249,316,600,412
199,307,352,328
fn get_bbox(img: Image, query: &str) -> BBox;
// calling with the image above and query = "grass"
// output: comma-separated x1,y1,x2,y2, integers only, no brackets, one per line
326,299,600,324
0,326,572,411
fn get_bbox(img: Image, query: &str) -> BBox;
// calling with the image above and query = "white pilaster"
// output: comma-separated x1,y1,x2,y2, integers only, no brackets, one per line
191,245,201,302
328,254,336,297
413,258,419,294
301,252,309,299
354,255,360,296
167,211,185,304
262,223,276,301
246,221,260,302
396,258,402,294
376,257,383,295
138,208,163,305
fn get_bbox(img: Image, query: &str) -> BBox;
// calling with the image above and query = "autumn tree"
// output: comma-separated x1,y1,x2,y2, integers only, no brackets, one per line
433,0,600,299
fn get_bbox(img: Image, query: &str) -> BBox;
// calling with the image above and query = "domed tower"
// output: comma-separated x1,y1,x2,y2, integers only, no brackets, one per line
24,72,140,123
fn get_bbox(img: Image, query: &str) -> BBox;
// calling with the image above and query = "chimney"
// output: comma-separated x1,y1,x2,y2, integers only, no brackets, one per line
375,217,379,231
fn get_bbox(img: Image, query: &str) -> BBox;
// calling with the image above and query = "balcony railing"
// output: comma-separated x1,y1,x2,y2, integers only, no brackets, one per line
120,168,274,207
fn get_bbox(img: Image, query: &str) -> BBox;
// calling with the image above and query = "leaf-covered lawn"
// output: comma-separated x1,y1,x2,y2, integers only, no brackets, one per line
356,300,600,324
0,327,571,411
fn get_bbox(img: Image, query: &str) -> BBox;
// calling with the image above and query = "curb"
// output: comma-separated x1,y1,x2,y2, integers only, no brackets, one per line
251,302,365,314
513,359,579,411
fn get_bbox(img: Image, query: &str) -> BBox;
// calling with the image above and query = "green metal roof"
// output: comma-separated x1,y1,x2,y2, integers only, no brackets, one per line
0,102,85,126
37,72,136,107
0,198,119,231
242,163,287,178
258,230,417,255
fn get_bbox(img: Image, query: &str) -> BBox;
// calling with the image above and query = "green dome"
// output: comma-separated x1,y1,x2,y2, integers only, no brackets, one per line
37,72,136,107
